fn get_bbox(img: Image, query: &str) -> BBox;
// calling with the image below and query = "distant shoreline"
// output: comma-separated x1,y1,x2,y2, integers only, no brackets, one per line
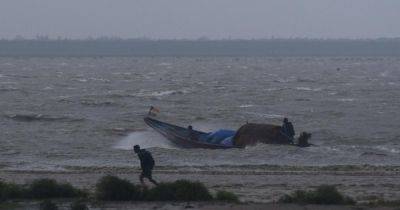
1,39,400,57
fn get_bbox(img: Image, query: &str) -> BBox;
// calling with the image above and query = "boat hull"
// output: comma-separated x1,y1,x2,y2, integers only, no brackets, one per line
144,117,242,149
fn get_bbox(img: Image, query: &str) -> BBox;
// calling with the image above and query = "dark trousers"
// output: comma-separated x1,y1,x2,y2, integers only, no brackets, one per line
140,167,158,185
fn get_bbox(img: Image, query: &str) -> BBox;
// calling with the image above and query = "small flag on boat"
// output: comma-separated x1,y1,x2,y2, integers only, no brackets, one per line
148,106,160,116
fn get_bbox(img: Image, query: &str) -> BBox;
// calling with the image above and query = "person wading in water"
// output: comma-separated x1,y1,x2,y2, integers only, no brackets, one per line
133,145,158,186
281,118,295,144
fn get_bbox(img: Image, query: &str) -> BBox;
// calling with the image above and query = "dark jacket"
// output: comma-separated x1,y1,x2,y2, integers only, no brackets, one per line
137,149,155,170
282,121,295,137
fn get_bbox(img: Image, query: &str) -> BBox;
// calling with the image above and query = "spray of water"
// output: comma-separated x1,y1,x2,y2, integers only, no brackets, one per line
113,130,175,150
114,121,236,150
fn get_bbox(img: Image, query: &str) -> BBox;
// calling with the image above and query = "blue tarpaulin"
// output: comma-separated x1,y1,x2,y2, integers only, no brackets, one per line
199,129,236,145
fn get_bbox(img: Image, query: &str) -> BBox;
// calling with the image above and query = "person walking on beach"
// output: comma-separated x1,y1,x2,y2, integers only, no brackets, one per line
133,145,158,186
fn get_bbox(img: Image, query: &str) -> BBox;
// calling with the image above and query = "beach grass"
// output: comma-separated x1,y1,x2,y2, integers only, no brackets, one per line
145,180,213,201
0,178,86,201
1,176,237,203
28,178,87,199
278,185,355,205
0,181,25,201
70,199,89,210
95,175,142,201
95,176,214,201
215,190,239,202
0,202,20,210
39,200,58,210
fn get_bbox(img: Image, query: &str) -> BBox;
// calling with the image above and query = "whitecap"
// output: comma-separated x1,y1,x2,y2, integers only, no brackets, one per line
89,77,110,82
375,145,400,154
295,87,312,91
151,90,177,96
149,89,189,97
265,88,280,91
246,112,283,119
262,114,284,118
337,98,355,102
380,71,389,77
158,62,172,66
43,86,53,90
239,104,254,108
295,87,322,91
75,79,87,82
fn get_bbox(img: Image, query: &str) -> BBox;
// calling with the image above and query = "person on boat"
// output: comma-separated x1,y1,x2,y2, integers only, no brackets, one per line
281,118,295,143
133,145,158,186
187,125,195,140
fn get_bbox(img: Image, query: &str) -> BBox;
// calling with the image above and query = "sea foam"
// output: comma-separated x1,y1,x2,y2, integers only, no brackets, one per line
113,131,175,150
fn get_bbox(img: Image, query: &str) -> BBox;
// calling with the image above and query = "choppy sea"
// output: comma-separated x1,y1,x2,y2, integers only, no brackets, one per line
1,57,400,171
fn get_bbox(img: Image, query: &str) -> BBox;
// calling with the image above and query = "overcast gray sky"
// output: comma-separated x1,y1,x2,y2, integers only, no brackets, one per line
1,0,399,39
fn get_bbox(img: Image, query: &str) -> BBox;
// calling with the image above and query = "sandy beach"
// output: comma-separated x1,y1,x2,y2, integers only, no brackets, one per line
1,165,400,209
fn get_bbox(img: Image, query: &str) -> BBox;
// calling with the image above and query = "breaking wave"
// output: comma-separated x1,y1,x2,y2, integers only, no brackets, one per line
337,98,356,102
239,104,255,108
246,112,284,119
149,89,190,97
295,87,323,91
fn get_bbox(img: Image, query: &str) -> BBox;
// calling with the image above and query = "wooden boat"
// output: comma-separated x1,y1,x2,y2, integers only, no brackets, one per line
144,117,243,149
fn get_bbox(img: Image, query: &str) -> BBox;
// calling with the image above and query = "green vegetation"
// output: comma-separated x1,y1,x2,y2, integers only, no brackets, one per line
215,190,239,202
279,185,355,205
0,202,20,210
145,180,213,201
70,200,89,210
95,176,142,201
28,179,86,199
95,176,213,201
0,176,238,205
39,200,58,210
0,181,25,201
0,179,85,202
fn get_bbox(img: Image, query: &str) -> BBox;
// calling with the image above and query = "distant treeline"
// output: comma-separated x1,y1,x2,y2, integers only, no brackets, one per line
1,38,400,56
